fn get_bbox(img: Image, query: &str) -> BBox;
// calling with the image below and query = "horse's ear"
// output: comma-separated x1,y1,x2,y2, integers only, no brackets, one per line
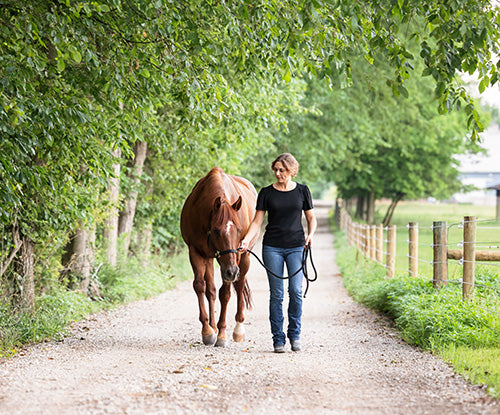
232,196,242,212
214,196,223,211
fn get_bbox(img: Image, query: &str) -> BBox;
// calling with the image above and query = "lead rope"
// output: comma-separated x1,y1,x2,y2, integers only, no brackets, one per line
243,244,318,298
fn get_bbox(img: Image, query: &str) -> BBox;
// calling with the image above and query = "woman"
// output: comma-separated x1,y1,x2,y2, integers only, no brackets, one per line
239,153,317,353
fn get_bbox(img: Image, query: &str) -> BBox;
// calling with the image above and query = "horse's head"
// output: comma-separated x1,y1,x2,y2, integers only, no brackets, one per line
208,195,243,282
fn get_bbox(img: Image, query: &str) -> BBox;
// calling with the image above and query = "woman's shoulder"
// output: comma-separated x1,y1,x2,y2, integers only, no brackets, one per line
295,182,309,191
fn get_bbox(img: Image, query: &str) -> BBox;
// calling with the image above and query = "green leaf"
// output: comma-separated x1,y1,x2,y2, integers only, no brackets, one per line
56,58,65,72
284,70,291,83
71,50,82,64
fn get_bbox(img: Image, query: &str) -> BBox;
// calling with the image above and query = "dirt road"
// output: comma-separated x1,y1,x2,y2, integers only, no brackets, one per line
0,201,497,414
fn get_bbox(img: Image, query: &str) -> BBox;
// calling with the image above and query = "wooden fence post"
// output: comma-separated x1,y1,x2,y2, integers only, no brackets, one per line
376,224,383,263
408,222,418,277
433,221,447,288
363,225,370,258
386,225,396,278
463,216,477,301
370,226,376,259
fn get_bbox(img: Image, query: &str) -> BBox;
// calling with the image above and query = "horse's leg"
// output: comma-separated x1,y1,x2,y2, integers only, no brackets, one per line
204,258,218,339
215,281,231,347
233,253,251,342
189,247,216,345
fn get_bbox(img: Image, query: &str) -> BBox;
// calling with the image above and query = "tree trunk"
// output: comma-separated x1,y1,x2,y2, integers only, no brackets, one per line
355,196,365,220
367,191,375,225
61,225,92,294
103,147,121,267
134,221,153,267
14,233,35,311
382,192,404,227
118,141,148,256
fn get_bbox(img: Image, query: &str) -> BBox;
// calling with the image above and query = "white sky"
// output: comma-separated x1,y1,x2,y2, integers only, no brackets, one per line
456,74,500,173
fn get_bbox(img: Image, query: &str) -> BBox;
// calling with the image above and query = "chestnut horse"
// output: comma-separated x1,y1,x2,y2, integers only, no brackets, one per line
180,167,258,347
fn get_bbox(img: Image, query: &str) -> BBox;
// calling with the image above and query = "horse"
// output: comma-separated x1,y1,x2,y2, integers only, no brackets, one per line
180,167,258,347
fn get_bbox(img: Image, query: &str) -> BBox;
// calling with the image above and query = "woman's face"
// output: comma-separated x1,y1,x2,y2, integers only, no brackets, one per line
273,161,292,183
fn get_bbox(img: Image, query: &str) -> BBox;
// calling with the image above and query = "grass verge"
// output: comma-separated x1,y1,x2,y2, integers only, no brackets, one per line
0,250,192,358
334,230,500,398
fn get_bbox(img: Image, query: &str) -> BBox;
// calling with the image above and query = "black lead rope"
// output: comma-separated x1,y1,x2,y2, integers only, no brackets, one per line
244,245,318,298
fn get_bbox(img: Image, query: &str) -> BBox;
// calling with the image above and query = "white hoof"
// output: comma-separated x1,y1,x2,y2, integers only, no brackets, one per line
233,322,245,342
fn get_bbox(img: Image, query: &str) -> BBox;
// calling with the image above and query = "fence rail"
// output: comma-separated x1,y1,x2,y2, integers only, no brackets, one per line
337,205,500,301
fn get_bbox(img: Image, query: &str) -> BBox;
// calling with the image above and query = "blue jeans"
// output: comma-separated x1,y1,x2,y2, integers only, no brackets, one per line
262,245,304,346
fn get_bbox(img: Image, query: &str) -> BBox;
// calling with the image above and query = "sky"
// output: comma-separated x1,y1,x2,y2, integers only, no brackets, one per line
455,76,500,173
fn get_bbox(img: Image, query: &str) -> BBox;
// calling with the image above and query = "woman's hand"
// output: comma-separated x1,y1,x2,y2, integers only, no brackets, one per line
305,235,313,247
239,238,249,252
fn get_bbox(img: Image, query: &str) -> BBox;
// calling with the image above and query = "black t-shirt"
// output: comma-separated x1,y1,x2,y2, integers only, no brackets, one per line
256,183,314,248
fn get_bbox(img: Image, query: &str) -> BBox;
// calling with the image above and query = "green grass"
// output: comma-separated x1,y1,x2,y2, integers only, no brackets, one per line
334,202,500,398
0,249,192,358
381,201,499,279
439,346,500,398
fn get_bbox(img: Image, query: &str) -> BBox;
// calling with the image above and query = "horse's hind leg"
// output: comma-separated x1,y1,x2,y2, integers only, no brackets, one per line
189,247,216,345
215,281,231,347
233,253,251,342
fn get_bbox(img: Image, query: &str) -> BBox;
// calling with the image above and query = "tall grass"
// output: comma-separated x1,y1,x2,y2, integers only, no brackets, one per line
335,202,500,398
0,249,192,357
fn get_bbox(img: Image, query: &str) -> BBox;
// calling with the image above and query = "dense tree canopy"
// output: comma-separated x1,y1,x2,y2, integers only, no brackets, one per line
0,0,499,307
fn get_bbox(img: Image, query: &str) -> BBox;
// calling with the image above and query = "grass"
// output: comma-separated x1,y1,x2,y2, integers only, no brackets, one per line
381,201,499,278
334,201,500,398
0,249,192,358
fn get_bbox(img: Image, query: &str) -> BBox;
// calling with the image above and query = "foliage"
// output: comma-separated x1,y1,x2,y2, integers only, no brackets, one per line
439,345,500,398
0,289,98,356
0,248,192,357
1,0,499,342
334,213,500,397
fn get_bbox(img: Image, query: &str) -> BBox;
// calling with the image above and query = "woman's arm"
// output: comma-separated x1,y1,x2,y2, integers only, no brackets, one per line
239,210,265,251
304,209,317,246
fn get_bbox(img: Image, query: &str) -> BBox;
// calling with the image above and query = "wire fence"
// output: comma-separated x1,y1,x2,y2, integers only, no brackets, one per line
337,204,500,315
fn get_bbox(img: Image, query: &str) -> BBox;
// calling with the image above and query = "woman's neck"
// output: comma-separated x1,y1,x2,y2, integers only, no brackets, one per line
273,180,295,191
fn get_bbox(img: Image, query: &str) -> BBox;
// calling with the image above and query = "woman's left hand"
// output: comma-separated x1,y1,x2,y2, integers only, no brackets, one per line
305,235,313,247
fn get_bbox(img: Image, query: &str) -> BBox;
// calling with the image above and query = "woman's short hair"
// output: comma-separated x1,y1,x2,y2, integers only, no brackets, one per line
271,153,299,177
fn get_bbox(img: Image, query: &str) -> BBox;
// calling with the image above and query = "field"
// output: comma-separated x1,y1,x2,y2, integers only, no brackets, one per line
377,201,500,282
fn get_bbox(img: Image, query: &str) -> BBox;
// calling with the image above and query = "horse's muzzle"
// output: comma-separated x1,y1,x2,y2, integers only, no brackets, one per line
222,264,240,282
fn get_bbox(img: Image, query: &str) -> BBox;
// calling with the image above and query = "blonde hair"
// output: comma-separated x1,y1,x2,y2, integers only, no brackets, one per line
271,153,299,177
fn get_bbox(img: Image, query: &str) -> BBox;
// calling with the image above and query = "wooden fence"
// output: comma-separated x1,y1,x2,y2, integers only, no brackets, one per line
337,205,500,301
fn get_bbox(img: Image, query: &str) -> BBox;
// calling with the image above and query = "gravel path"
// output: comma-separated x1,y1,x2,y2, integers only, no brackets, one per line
0,202,498,414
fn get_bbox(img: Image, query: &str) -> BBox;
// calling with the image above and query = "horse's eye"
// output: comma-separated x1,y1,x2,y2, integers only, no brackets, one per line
213,228,221,237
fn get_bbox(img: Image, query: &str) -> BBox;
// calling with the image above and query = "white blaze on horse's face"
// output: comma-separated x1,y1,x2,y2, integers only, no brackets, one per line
225,220,234,236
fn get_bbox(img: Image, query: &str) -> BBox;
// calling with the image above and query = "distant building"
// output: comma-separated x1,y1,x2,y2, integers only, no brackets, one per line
453,123,500,205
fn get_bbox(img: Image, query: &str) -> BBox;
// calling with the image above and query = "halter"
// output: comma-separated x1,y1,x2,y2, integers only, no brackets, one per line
207,206,241,260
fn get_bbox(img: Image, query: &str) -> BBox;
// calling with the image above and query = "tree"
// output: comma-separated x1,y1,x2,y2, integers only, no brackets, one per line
1,0,498,307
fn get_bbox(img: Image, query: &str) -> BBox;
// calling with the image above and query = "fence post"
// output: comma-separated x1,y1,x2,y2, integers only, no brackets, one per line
376,224,384,263
433,221,447,288
355,223,361,251
408,222,418,277
370,226,376,259
463,216,477,301
365,225,371,257
386,225,396,278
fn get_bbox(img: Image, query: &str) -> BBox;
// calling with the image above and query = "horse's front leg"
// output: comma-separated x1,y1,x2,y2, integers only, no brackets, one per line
233,253,251,342
189,248,216,345
215,281,231,347
204,258,218,339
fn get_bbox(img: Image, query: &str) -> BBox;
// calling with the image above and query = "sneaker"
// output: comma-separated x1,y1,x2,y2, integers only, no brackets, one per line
273,344,285,353
291,340,301,352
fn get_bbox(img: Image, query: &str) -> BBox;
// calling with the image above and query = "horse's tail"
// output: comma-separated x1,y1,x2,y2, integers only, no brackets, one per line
243,279,253,310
